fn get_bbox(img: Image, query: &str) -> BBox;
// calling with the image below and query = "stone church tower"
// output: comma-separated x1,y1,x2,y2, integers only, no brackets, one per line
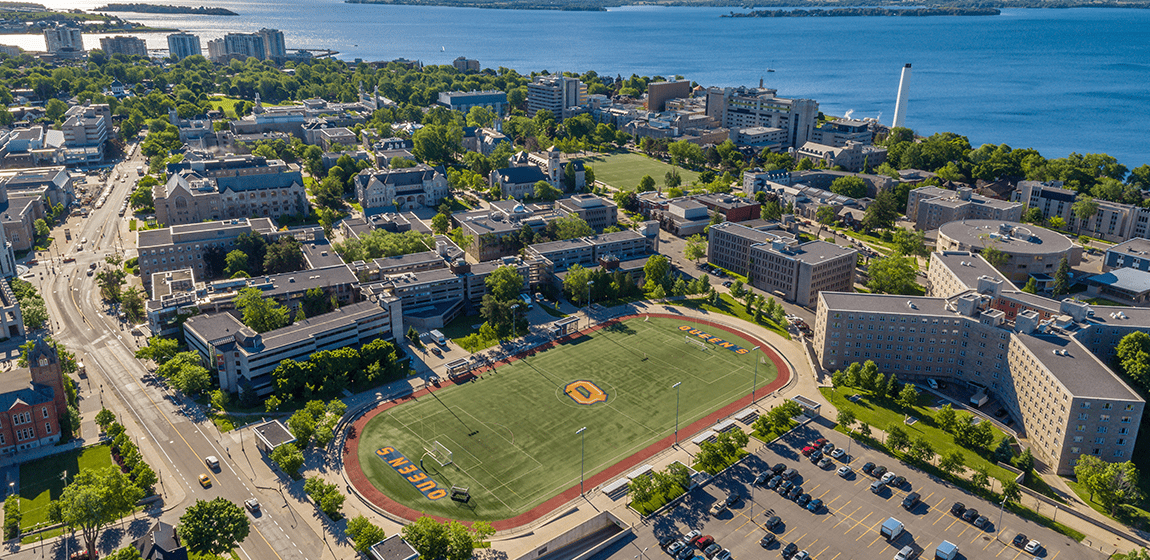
28,337,67,414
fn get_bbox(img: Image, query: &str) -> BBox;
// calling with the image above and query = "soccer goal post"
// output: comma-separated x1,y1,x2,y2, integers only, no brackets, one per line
426,440,453,467
685,335,708,350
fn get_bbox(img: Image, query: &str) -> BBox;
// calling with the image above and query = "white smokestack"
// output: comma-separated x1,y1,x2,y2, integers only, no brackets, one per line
893,63,911,128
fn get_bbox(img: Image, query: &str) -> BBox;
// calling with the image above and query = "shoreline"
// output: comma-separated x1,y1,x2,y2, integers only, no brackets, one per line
344,0,1150,11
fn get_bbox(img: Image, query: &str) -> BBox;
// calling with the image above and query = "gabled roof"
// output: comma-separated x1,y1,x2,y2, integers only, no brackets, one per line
494,166,548,185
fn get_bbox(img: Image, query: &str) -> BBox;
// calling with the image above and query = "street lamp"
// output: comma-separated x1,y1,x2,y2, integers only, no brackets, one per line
576,427,588,495
995,494,1008,538
749,346,761,403
672,382,682,446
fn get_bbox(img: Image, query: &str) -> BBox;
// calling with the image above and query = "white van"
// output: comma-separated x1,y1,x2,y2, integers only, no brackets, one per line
519,293,533,309
429,329,446,345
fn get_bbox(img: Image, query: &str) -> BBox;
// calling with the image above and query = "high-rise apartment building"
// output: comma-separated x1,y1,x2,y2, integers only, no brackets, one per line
214,33,265,62
257,28,286,61
167,33,202,60
43,26,83,55
99,36,147,58
706,86,819,149
527,75,586,121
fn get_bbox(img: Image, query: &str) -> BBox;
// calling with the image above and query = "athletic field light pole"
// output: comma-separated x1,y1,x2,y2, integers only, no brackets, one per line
672,381,682,446
749,345,761,403
585,280,594,329
577,426,588,495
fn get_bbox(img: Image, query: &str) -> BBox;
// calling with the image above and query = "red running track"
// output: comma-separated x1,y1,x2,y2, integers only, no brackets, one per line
342,312,793,530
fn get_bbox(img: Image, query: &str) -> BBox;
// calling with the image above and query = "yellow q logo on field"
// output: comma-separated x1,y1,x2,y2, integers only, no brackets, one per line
564,380,608,405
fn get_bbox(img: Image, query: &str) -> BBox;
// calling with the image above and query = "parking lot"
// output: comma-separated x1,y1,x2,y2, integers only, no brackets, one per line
599,420,1105,560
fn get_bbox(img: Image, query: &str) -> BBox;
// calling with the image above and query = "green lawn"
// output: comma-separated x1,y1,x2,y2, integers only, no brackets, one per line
356,316,776,522
18,444,115,529
679,293,792,340
1083,297,1131,308
580,152,700,191
821,387,1016,483
440,313,500,352
207,95,294,118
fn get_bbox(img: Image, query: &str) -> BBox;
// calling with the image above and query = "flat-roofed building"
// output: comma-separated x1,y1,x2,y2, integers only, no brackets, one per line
437,90,506,116
812,273,1148,475
99,36,147,58
810,118,874,147
184,298,401,396
1103,237,1150,272
1016,181,1150,243
167,33,201,60
646,80,691,113
527,75,585,121
709,221,855,306
61,103,110,164
137,218,278,286
907,186,1023,231
705,86,818,149
554,193,617,231
937,220,1080,284
926,251,1016,299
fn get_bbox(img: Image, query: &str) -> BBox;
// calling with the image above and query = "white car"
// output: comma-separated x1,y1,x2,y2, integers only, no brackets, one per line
830,448,846,460
837,465,852,478
1024,541,1042,554
713,549,731,560
881,472,897,485
667,542,685,556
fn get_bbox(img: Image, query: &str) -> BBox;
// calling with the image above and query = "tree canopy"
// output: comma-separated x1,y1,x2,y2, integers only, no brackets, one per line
178,498,251,555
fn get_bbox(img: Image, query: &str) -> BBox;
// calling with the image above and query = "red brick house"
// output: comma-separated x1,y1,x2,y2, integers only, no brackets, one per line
0,338,66,455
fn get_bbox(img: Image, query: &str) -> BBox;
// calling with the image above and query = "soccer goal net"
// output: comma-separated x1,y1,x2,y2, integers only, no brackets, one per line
425,440,453,467
685,336,708,351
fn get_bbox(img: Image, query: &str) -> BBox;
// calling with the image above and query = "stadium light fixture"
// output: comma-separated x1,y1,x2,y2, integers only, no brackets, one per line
750,345,761,403
672,381,682,446
576,426,588,495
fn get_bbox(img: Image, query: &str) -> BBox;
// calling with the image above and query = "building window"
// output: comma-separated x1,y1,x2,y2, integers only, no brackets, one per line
45,422,51,434
42,407,48,419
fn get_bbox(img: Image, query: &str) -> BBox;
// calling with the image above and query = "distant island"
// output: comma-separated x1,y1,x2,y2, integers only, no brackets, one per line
725,7,1001,17
94,4,238,15
345,0,1150,11
0,6,176,33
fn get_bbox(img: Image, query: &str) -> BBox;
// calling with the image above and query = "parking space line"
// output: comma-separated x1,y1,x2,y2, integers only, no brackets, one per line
922,491,935,504
817,488,832,499
868,534,884,548
833,506,861,529
984,535,999,550
854,518,880,541
971,530,988,544
1050,550,1060,559
828,553,841,560
816,545,830,558
846,511,871,535
945,517,961,530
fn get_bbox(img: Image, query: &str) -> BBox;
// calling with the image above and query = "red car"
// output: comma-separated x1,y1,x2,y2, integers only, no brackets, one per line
695,536,714,550
813,438,829,449
801,446,816,457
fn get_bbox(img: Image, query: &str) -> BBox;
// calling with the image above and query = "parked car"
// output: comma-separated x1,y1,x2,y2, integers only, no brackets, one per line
778,480,794,494
771,463,787,475
767,475,782,489
801,446,816,457
951,502,966,516
890,475,906,488
817,457,833,469
837,465,852,478
787,485,803,500
659,536,677,550
724,492,741,507
872,465,888,478
902,492,920,510
796,493,811,508
713,549,730,560
764,515,781,530
694,536,714,550
759,533,776,548
881,472,897,485
782,543,798,558
962,509,980,522
782,468,798,480
974,515,988,529
683,531,701,545
870,480,885,494
809,450,823,463
813,438,828,448
676,546,694,560
704,544,721,558
830,448,846,460
862,462,876,475
1025,541,1043,554
793,551,809,560
667,542,685,556
709,502,727,516
754,472,770,485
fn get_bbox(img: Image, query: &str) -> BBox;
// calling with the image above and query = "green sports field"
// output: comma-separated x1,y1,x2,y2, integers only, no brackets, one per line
355,316,777,522
582,152,701,191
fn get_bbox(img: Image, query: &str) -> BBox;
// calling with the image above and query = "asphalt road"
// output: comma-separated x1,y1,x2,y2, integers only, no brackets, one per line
12,147,329,560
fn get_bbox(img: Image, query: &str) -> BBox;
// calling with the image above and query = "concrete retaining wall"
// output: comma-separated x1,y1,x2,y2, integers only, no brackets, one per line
515,511,630,560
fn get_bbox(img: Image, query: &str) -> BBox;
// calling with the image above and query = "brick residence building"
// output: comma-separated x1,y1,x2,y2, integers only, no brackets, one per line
0,338,67,455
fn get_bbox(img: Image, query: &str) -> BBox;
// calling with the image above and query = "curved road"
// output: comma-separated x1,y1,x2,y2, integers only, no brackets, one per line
20,147,329,560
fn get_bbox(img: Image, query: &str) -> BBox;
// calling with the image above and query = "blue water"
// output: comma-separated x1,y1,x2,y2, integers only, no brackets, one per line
33,1,1150,167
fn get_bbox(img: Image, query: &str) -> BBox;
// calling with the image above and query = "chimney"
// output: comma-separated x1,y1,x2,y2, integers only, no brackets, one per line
893,64,911,128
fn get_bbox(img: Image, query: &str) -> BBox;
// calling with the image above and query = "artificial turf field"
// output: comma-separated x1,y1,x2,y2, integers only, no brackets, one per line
581,152,700,191
354,316,777,522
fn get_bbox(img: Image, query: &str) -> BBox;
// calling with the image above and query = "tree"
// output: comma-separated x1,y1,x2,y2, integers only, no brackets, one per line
1116,331,1150,389
1001,479,1022,504
347,515,387,554
224,249,251,278
21,298,48,331
1052,257,1071,296
155,351,211,395
263,237,306,274
563,161,578,191
887,425,911,452
1013,446,1035,473
665,169,682,189
135,336,179,364
1021,277,1039,294
981,244,1009,270
402,517,451,560
836,408,856,431
34,218,49,239
179,498,250,555
96,268,126,302
1048,216,1066,230
971,467,991,492
938,451,966,476
892,228,928,257
628,473,654,504
1023,206,1045,224
412,124,462,165
907,437,935,464
1072,195,1100,234
829,176,867,198
549,214,593,239
287,409,317,448
637,174,656,192
5,494,21,540
858,422,871,439
96,408,116,431
766,400,802,433
485,265,524,303
897,383,919,409
816,205,838,225
643,254,672,294
936,404,958,433
1115,550,1150,560
866,255,919,295
534,180,561,200
56,467,144,560
270,443,304,477
862,189,901,231
431,213,451,234
235,287,290,333
122,287,145,323
684,234,706,263
304,476,345,519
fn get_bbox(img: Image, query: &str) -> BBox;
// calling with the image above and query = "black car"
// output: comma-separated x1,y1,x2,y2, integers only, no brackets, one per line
962,508,980,522
796,493,812,508
901,492,920,510
725,492,742,507
771,463,787,475
1012,534,1029,548
809,450,823,464
782,467,798,480
767,475,783,489
890,475,906,488
754,472,771,486
759,533,776,548
778,480,794,494
872,465,888,478
787,485,803,500
861,462,876,475
782,543,798,558
764,515,781,530
659,536,677,550
951,502,966,516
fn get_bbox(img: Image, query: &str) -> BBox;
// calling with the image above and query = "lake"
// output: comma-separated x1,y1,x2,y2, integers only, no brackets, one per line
19,1,1150,167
